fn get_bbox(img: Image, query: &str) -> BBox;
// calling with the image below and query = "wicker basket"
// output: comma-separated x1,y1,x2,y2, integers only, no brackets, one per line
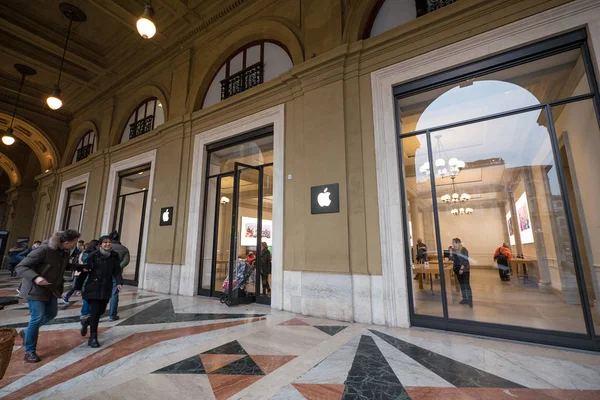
0,328,17,380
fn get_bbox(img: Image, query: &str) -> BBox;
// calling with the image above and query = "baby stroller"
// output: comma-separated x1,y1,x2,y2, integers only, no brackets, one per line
220,259,252,306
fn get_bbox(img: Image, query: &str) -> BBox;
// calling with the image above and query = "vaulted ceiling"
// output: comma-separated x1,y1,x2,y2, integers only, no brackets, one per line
0,0,249,117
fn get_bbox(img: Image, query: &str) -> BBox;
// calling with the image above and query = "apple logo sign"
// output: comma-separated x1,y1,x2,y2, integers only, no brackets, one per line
311,183,339,214
317,188,332,207
160,207,174,226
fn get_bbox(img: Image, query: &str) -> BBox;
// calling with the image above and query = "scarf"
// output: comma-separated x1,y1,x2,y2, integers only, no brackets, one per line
99,247,111,257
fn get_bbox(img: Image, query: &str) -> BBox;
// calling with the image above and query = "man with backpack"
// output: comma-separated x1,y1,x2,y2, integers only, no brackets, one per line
494,242,513,282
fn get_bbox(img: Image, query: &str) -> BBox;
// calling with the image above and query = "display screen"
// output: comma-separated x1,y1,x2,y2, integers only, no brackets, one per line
515,192,534,244
240,216,272,246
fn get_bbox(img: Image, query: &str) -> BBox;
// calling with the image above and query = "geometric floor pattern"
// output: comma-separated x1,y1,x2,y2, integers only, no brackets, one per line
1,271,600,400
153,340,296,399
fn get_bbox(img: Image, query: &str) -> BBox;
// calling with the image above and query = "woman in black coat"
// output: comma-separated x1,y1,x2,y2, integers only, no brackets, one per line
81,235,122,347
260,242,271,295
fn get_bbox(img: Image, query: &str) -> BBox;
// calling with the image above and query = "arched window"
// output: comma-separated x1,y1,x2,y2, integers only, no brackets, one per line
203,41,293,109
365,0,457,39
120,97,165,143
72,130,96,164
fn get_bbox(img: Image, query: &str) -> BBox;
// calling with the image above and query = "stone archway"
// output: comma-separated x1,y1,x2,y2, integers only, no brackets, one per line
188,18,304,114
0,112,60,172
342,0,383,43
0,152,21,187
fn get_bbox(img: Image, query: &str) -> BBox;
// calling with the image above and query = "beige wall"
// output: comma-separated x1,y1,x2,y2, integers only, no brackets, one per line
27,0,576,291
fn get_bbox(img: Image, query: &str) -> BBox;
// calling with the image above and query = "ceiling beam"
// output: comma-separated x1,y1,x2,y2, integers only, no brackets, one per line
0,7,108,75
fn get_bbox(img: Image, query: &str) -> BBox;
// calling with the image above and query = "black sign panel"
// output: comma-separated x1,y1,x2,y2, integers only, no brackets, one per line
160,206,174,226
311,183,339,214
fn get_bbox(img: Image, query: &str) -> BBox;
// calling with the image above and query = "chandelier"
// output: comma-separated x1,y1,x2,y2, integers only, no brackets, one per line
419,135,466,178
440,176,473,216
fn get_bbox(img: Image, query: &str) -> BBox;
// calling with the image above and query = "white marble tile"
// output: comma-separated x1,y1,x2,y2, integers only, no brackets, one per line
84,374,215,400
352,274,372,324
300,272,353,322
269,384,306,400
294,334,360,384
144,263,172,294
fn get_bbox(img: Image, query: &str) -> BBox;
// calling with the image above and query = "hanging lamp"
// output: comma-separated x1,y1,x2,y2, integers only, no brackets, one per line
3,64,37,146
137,4,156,39
47,3,87,110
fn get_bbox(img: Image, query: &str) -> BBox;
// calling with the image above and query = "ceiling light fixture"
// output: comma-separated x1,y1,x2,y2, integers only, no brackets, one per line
47,3,86,111
3,64,37,146
137,4,156,39
419,135,466,178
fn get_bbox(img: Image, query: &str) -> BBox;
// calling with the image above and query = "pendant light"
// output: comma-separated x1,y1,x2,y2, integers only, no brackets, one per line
3,64,37,146
47,3,86,111
137,4,156,39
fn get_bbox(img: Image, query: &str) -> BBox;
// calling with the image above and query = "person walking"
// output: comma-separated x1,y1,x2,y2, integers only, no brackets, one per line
79,240,99,321
15,230,81,363
451,237,472,307
259,242,271,295
63,240,100,304
416,238,428,263
8,241,27,277
107,231,129,321
80,235,122,348
494,242,513,282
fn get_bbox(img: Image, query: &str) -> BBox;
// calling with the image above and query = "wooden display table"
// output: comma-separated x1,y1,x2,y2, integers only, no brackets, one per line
413,264,459,297
508,259,538,282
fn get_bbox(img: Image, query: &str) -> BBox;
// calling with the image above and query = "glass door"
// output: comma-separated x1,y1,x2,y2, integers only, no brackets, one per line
62,184,86,231
226,162,261,306
112,166,151,286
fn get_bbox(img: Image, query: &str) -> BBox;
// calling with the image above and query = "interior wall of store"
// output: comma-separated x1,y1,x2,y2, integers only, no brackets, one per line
27,0,576,325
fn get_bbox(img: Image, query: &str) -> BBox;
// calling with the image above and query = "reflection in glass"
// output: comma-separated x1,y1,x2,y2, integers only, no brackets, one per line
553,99,600,332
209,135,273,175
398,49,591,134
401,134,444,317
260,166,274,297
215,176,233,292
201,177,218,291
415,109,587,333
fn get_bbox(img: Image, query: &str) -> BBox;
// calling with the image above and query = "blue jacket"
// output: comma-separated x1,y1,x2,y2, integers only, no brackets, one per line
16,247,35,262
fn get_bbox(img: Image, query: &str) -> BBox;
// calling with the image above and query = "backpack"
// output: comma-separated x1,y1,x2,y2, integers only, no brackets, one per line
496,249,508,266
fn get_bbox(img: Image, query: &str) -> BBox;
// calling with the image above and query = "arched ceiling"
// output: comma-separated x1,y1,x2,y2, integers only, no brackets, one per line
0,152,21,187
0,0,255,115
0,112,58,172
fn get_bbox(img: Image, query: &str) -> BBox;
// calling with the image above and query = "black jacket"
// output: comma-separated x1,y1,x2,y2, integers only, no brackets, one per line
16,233,79,301
82,250,123,301
260,249,272,275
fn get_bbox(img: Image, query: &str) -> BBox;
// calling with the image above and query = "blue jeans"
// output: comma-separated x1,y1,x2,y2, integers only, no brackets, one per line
109,278,119,318
25,297,58,353
63,276,78,300
81,300,91,317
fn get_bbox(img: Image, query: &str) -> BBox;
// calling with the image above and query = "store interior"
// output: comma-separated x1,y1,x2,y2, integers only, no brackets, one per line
398,48,600,334
200,135,274,298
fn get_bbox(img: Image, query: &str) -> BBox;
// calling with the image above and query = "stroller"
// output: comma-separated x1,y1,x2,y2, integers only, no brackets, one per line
220,259,252,306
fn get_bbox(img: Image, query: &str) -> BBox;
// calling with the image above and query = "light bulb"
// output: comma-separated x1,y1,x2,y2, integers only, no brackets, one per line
465,207,473,214
137,5,156,39
451,209,459,215
47,86,62,110
2,135,15,146
435,158,445,167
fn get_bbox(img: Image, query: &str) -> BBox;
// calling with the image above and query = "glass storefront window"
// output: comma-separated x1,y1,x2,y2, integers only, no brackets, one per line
208,135,274,175
395,31,600,347
398,48,592,134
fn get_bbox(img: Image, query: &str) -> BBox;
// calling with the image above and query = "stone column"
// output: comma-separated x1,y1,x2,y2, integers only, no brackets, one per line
5,185,37,250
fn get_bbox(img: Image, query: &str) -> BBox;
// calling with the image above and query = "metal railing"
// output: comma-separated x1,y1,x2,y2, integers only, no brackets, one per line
75,143,93,162
220,62,264,100
129,115,154,140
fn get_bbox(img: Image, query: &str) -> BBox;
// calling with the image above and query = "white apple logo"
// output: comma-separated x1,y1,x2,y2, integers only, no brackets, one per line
317,188,332,207
162,209,170,222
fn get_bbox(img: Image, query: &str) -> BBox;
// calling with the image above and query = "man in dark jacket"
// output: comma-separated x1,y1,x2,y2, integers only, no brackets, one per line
107,231,130,321
16,230,81,363
8,241,27,277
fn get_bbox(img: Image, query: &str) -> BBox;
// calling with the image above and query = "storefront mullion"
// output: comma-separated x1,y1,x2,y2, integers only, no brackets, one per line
394,30,600,350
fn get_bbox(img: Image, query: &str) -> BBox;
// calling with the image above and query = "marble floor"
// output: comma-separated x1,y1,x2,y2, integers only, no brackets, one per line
1,272,600,399
414,268,600,334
